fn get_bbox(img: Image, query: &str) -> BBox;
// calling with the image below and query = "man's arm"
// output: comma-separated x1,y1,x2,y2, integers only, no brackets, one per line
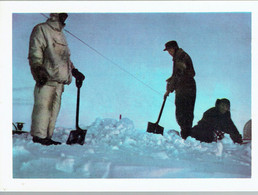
28,25,48,86
28,25,47,66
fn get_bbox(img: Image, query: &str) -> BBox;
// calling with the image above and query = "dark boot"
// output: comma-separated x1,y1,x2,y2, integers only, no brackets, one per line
47,139,61,145
32,136,61,145
32,136,52,145
180,127,191,140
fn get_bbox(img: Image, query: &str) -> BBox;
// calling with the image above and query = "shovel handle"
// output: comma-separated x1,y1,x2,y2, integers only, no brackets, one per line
75,84,80,130
76,79,83,88
156,95,167,124
75,78,84,130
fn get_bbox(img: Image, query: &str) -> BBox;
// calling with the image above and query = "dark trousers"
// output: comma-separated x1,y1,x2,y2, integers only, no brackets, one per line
191,125,215,143
175,82,196,138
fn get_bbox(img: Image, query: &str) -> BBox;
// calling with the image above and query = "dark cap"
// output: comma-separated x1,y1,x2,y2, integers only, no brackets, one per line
50,13,68,20
163,40,179,51
215,98,231,108
58,13,68,20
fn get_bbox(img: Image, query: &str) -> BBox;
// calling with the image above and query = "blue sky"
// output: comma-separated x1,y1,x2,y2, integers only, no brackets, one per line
12,12,251,134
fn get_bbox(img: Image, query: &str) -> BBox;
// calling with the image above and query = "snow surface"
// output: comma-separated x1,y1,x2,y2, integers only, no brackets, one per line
13,118,251,179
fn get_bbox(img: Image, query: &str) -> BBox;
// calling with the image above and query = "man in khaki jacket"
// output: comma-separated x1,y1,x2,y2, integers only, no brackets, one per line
28,13,85,145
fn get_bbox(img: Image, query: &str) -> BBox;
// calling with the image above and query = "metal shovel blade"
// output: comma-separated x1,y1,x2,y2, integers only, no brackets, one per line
147,122,164,135
66,129,87,145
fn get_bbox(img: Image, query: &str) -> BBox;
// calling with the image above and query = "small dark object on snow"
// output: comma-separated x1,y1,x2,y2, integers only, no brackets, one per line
12,122,28,135
67,78,87,145
147,96,167,135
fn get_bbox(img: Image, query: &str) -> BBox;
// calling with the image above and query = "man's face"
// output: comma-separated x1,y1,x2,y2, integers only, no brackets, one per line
167,48,176,57
218,103,230,114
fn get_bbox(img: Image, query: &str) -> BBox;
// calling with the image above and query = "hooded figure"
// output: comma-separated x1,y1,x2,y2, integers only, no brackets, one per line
28,13,85,145
164,40,196,139
190,98,243,144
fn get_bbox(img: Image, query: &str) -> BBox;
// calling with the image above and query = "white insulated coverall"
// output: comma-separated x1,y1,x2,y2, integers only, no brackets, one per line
28,17,74,139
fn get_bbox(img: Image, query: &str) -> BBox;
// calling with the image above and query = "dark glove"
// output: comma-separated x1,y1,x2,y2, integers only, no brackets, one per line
236,139,243,144
215,131,225,141
164,91,169,99
166,77,175,93
72,68,85,81
31,66,49,87
232,134,243,144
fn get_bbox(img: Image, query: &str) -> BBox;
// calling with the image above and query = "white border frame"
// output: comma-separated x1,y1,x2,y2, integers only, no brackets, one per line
0,1,257,192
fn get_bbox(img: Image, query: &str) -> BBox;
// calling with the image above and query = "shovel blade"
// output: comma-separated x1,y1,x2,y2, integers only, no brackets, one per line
66,129,87,145
147,122,164,135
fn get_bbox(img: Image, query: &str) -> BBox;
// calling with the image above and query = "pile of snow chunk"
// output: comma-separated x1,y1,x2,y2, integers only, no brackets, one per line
85,118,135,146
12,117,251,178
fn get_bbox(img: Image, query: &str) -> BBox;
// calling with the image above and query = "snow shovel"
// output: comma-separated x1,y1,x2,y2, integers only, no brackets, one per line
147,96,167,135
66,78,87,145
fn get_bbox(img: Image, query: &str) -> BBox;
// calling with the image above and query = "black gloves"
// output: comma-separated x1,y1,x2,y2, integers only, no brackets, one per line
72,68,85,88
31,66,49,87
72,68,85,81
166,76,175,93
232,134,243,144
31,66,85,88
214,131,225,141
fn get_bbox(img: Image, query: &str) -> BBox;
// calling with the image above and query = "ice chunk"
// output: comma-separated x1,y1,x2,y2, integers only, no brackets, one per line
215,141,223,157
56,157,75,173
153,151,169,159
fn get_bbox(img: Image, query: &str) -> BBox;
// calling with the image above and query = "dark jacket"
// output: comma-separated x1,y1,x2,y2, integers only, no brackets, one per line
166,48,195,92
191,107,243,143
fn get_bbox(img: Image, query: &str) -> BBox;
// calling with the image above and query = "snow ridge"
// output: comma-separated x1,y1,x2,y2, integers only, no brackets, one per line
13,118,251,178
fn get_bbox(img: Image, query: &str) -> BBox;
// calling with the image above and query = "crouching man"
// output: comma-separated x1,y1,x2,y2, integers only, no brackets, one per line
190,98,243,144
28,13,85,145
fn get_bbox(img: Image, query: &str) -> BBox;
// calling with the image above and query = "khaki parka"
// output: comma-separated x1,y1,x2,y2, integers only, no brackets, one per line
28,18,74,85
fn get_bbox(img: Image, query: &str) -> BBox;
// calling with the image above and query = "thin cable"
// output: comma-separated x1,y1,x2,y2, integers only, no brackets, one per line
40,13,170,100
65,29,164,96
